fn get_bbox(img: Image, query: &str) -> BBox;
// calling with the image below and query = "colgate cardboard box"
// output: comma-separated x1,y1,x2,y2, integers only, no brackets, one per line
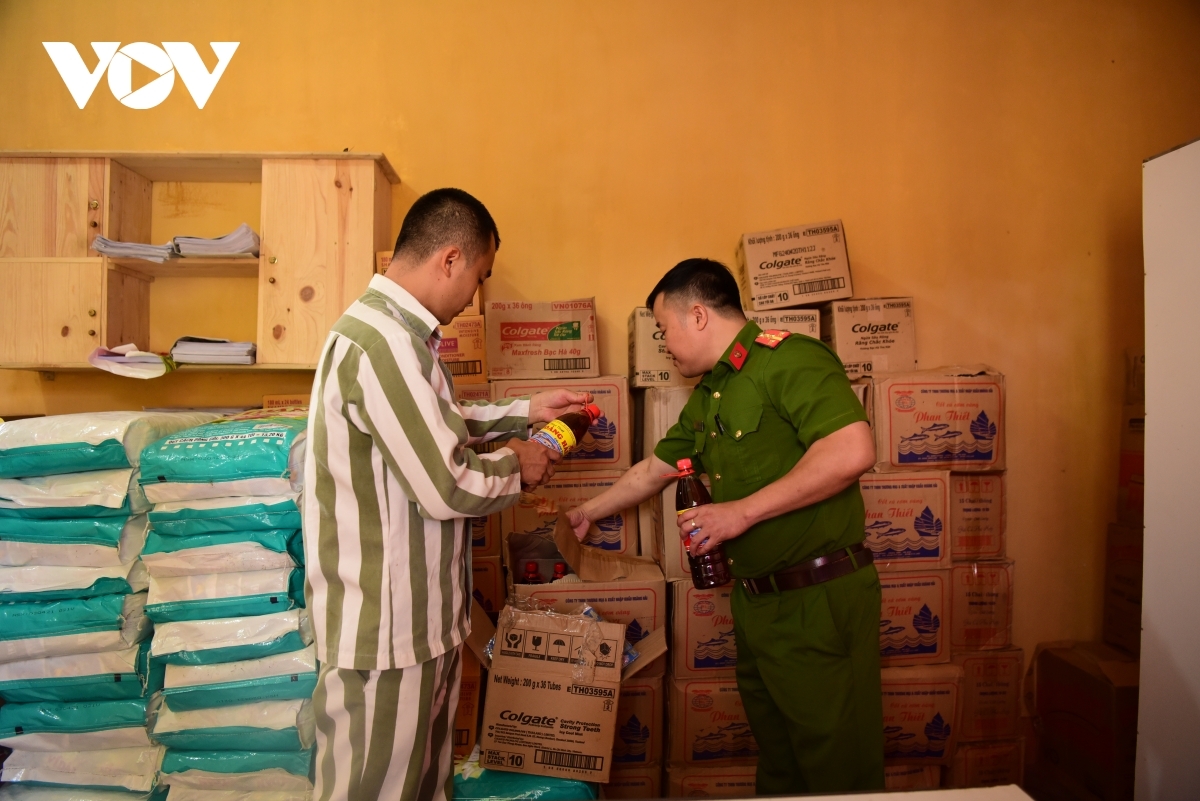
746,310,820,339
736,219,853,311
860,471,952,571
471,555,505,617
437,315,487,384
628,307,689,388
455,384,494,404
670,580,737,678
881,663,963,766
952,648,1023,741
453,649,483,759
949,740,1024,788
950,474,1006,560
613,675,663,767
666,764,758,798
667,678,759,766
950,561,1014,651
493,376,631,472
884,764,942,790
820,297,917,379
880,570,951,666
485,299,599,379
871,366,1006,473
501,471,637,556
601,766,663,799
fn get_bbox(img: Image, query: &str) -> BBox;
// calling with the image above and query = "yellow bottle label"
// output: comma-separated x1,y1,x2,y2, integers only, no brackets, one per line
531,419,578,456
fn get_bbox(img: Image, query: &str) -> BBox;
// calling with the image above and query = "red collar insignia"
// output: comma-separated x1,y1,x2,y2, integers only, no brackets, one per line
754,330,791,349
729,342,748,371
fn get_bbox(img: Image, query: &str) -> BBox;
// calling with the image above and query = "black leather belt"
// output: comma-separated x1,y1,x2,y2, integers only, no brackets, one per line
741,542,874,595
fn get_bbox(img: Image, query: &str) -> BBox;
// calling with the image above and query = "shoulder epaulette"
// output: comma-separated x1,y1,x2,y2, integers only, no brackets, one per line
754,330,792,349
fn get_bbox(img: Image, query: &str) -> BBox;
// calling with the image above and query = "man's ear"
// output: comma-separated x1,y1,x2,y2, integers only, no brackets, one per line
435,246,461,278
692,303,709,331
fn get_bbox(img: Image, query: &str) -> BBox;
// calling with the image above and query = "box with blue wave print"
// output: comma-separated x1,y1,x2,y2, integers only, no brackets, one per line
613,675,662,767
861,471,952,571
667,677,758,767
492,377,631,472
880,570,951,666
871,366,1005,473
670,580,736,679
502,471,638,557
881,663,963,766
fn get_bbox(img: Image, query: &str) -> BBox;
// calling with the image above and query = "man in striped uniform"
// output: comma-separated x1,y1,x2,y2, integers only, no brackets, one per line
304,189,589,801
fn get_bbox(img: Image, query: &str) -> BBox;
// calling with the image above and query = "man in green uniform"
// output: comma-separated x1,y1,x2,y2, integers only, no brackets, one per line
568,258,884,794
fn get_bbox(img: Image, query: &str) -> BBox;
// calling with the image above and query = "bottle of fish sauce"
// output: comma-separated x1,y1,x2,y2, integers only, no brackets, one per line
674,458,733,589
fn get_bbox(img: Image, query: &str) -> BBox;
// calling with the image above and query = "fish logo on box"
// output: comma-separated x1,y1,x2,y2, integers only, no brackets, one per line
864,507,943,561
897,412,996,465
880,604,941,657
613,715,650,763
694,630,737,669
584,513,624,552
884,713,952,760
43,42,239,109
692,723,758,762
566,415,616,462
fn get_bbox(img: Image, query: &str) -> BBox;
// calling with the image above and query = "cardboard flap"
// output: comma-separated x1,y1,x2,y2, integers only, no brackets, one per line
554,516,664,582
622,625,668,681
465,598,496,667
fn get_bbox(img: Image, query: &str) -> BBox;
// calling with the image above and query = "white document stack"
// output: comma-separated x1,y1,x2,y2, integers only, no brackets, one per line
173,223,260,258
170,338,257,366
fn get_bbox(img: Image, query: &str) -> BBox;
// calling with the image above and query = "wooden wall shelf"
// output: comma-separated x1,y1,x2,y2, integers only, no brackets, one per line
108,257,260,279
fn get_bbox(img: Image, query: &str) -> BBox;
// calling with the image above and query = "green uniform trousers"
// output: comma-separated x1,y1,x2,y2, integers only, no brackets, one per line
731,562,885,794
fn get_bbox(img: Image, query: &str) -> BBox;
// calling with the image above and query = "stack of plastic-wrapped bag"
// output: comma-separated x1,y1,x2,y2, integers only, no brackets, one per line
0,412,218,797
136,409,315,801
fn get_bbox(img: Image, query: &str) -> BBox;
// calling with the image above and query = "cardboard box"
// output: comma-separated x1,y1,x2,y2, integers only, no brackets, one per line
820,297,917,379
478,604,667,783
485,299,599,380
628,307,688,388
262,394,310,410
670,580,736,678
950,561,1014,651
860,471,952,571
637,387,695,581
666,764,758,798
502,471,638,556
881,663,963,766
1103,523,1143,656
455,384,494,404
493,377,631,472
454,648,483,759
1035,643,1138,801
613,675,663,767
871,366,1006,473
437,315,488,384
375,251,480,314
746,310,820,339
880,570,951,666
472,555,505,616
469,513,501,557
851,378,873,425
667,678,759,766
953,648,1024,740
950,473,1006,560
1117,404,1144,527
736,219,853,311
949,740,1024,788
884,764,942,790
601,766,663,800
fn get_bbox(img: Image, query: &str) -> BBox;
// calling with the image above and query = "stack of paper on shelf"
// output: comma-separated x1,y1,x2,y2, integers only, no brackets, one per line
173,223,260,258
170,338,257,366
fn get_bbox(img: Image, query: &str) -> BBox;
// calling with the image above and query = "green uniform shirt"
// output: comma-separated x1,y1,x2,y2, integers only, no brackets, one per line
654,320,869,579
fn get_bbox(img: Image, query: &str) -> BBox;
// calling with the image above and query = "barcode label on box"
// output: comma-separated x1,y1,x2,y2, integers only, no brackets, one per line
446,360,483,376
792,277,846,295
544,358,591,372
535,749,604,772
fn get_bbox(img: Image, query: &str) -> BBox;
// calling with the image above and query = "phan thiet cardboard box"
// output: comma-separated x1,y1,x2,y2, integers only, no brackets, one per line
471,555,505,617
1103,523,1143,656
952,648,1023,741
950,561,1014,651
851,378,873,426
736,219,853,311
666,764,758,798
453,648,483,759
629,307,689,387
746,310,820,339
378,251,481,314
469,513,501,557
670,580,737,678
502,471,637,556
860,471,951,571
485,298,599,380
884,764,942,790
493,376,631,472
613,675,663,767
437,315,487,385
871,366,1006,473
667,677,759,766
477,604,667,783
949,740,1024,788
881,663,963,766
950,474,1006,560
637,386,695,579
820,297,917,379
601,766,663,800
880,570,951,666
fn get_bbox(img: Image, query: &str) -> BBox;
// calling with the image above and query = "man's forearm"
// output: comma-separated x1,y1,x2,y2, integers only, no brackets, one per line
579,455,674,520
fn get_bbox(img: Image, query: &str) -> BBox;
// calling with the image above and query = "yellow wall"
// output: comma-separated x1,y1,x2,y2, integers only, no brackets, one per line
2,1,1199,657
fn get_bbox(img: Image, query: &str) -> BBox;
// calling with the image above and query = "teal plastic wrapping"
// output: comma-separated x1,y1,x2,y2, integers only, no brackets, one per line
0,440,129,479
0,641,163,703
152,724,305,752
148,497,301,536
0,498,132,520
159,748,313,777
0,594,129,641
138,415,307,488
144,569,305,624
0,515,128,546
453,769,599,800
143,529,300,561
159,671,318,712
153,629,309,667
0,576,137,604
0,697,148,738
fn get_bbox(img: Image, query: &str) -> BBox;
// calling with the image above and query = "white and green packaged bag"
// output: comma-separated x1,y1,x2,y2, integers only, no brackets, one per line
144,569,304,623
0,697,152,751
0,470,149,519
0,515,149,568
140,530,302,578
159,645,318,711
0,641,163,703
0,561,149,603
0,746,165,794
138,412,308,504
150,697,315,752
148,495,301,537
158,748,313,792
0,593,150,665
0,412,218,479
162,789,310,801
151,609,312,667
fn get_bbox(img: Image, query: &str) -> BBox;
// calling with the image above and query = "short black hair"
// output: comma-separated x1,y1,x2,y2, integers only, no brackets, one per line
392,188,500,263
646,258,744,317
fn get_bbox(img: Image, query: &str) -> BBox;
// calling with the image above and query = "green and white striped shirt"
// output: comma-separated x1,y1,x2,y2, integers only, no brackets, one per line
304,276,528,670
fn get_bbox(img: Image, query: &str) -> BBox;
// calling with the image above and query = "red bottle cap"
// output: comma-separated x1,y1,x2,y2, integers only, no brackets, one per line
524,561,538,573
662,457,696,479
582,404,601,423
554,562,567,572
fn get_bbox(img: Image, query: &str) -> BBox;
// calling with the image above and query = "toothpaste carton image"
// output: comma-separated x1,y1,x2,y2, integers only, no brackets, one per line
860,471,951,571
949,474,1006,560
880,570,951,666
746,310,820,339
629,307,689,387
950,561,1015,651
881,663,963,766
485,299,599,379
820,297,917,379
871,366,1005,472
670,580,737,678
736,219,853,310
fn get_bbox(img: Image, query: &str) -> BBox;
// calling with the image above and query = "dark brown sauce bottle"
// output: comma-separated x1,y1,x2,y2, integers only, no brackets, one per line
674,458,733,589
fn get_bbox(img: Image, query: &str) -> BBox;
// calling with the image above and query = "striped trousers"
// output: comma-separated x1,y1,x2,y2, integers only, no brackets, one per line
313,647,462,801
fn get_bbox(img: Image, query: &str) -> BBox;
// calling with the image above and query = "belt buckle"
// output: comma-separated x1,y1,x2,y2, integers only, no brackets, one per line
740,578,758,596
